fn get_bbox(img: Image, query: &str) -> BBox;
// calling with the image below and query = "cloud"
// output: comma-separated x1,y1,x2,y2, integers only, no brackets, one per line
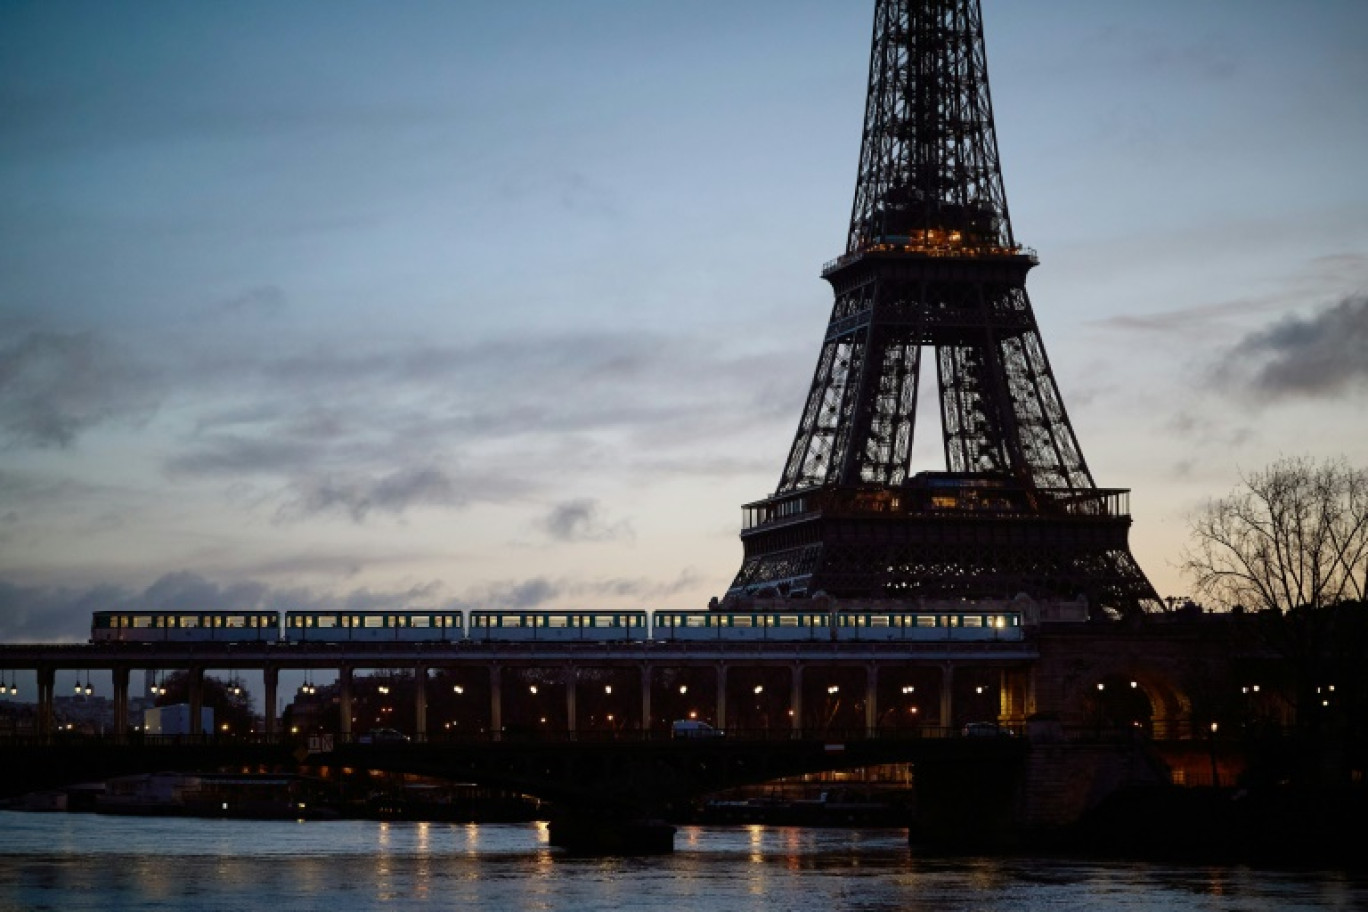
0,580,118,642
541,499,633,543
210,285,287,319
166,434,322,478
1212,295,1368,400
0,331,160,448
141,571,270,614
456,568,708,612
275,466,473,524
0,571,270,642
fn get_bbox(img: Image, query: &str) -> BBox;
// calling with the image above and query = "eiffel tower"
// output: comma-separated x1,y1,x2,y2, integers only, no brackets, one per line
726,0,1159,619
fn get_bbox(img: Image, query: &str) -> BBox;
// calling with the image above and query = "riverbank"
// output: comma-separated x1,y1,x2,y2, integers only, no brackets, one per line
1058,783,1368,870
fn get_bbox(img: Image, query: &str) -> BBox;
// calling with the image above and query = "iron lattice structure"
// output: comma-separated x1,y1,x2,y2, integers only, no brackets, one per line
727,0,1159,618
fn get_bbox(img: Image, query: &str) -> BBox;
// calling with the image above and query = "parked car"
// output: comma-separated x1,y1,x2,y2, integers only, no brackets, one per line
962,721,1014,737
357,728,410,744
671,720,724,739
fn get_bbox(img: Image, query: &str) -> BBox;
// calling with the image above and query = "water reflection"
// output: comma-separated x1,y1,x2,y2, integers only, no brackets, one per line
0,813,1364,912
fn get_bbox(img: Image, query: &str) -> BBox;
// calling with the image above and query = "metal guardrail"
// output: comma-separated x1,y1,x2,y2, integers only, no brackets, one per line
1,723,1242,750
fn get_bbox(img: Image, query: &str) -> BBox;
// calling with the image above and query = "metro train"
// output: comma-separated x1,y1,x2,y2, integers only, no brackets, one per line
90,607,1023,644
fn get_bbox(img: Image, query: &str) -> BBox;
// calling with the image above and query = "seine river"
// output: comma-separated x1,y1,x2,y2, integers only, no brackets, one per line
1,812,1364,911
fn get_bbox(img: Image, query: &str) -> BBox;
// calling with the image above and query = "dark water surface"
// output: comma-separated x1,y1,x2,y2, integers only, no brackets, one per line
1,812,1363,911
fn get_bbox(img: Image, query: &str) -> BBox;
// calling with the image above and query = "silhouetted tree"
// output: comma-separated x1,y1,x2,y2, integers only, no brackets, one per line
1185,458,1368,780
1183,457,1367,613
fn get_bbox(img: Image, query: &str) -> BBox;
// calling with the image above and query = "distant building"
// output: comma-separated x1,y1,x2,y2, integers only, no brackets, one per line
53,695,115,734
144,703,214,735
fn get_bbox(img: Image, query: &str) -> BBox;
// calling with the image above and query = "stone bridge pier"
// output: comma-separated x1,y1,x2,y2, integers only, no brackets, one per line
911,722,1171,851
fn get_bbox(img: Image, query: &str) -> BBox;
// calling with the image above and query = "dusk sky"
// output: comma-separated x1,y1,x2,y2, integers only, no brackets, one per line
3,0,1367,644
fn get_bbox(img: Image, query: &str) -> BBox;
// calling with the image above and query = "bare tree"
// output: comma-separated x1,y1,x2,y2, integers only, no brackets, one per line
1183,457,1368,613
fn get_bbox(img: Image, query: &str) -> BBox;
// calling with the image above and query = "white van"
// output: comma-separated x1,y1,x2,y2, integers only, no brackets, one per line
671,720,724,739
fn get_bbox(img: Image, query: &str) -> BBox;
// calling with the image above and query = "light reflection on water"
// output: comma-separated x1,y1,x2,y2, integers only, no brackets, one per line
0,812,1363,912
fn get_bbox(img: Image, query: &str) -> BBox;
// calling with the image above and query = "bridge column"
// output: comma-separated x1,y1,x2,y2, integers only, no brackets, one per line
565,664,578,740
338,666,353,741
36,665,55,742
490,664,502,739
263,666,279,737
414,665,428,742
791,664,803,737
715,663,727,732
999,668,1020,723
112,666,130,738
1023,664,1039,719
865,663,878,737
188,666,205,736
940,663,955,733
640,664,651,736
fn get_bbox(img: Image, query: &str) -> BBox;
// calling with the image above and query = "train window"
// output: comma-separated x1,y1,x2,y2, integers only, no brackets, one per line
226,615,246,628
179,616,198,628
732,616,753,627
916,616,936,627
870,615,890,627
594,615,616,627
133,616,152,628
685,615,708,628
364,616,384,628
547,616,568,628
962,615,983,627
315,615,337,628
411,615,430,628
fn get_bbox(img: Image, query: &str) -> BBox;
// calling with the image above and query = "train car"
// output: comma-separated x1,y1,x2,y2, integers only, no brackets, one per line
832,611,1022,642
467,610,647,643
284,610,463,642
91,610,280,643
652,610,832,642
